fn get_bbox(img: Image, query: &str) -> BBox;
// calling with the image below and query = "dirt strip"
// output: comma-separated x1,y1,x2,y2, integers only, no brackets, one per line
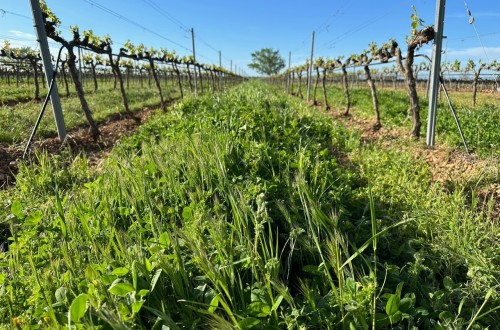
0,106,158,189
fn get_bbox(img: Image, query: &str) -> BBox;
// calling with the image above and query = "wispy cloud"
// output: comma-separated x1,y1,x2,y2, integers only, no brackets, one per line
1,30,63,54
5,40,36,49
444,47,500,60
421,46,500,63
9,30,36,40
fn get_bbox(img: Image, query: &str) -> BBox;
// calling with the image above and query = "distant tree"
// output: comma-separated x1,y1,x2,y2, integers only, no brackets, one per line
248,48,285,76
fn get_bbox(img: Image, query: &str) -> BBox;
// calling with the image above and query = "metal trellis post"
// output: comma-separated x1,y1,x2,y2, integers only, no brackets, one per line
191,28,197,97
306,31,315,102
426,0,446,147
288,51,291,94
29,0,66,141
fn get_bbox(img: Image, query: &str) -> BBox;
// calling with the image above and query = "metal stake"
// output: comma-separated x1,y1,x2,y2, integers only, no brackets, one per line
426,0,446,147
29,0,66,141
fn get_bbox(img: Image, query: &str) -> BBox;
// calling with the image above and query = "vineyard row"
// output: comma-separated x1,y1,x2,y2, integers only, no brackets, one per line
1,0,244,140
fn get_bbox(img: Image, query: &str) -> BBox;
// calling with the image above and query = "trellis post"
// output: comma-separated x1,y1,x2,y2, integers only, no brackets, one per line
191,28,197,96
426,0,446,147
306,31,315,102
29,0,66,141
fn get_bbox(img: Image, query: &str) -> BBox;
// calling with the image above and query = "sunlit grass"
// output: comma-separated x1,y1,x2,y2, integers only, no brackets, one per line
0,77,227,143
291,82,500,156
0,81,498,329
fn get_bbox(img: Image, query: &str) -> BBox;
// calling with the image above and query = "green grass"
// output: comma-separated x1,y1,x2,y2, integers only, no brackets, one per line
297,83,500,157
0,77,228,144
0,84,34,104
0,81,498,329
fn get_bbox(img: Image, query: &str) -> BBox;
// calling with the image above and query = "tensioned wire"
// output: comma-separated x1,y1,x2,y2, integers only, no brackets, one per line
463,0,490,61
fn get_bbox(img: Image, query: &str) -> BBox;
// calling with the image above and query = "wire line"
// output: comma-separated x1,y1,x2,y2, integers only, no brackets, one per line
80,0,192,52
463,0,490,60
139,0,190,32
138,0,226,64
0,9,31,20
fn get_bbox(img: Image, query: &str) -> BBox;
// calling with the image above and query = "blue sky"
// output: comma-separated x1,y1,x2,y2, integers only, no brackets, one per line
1,0,499,75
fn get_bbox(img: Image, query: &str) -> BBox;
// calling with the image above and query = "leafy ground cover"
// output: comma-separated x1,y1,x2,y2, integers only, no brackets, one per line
0,81,498,329
0,80,184,144
319,85,500,157
0,84,34,105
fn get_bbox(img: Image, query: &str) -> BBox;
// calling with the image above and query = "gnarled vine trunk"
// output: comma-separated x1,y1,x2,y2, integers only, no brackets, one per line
394,26,434,139
186,64,193,92
210,70,216,92
322,68,330,110
28,58,41,100
471,70,482,108
364,64,381,130
197,66,204,94
128,66,132,89
67,47,100,139
148,58,165,110
108,53,130,113
313,67,320,105
89,61,98,92
341,65,351,116
60,60,70,97
396,46,421,138
297,71,303,99
172,62,183,99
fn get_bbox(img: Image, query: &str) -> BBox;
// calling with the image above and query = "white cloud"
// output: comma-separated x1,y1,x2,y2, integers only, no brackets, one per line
2,30,62,55
7,39,37,49
444,47,500,61
1,30,37,49
9,30,36,40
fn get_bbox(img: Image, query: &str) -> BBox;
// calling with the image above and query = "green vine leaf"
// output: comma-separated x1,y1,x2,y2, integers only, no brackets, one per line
69,294,89,323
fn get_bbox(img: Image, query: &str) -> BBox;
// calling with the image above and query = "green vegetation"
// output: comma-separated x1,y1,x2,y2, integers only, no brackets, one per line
298,84,500,157
0,82,498,329
248,48,286,76
0,78,221,144
0,85,35,105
